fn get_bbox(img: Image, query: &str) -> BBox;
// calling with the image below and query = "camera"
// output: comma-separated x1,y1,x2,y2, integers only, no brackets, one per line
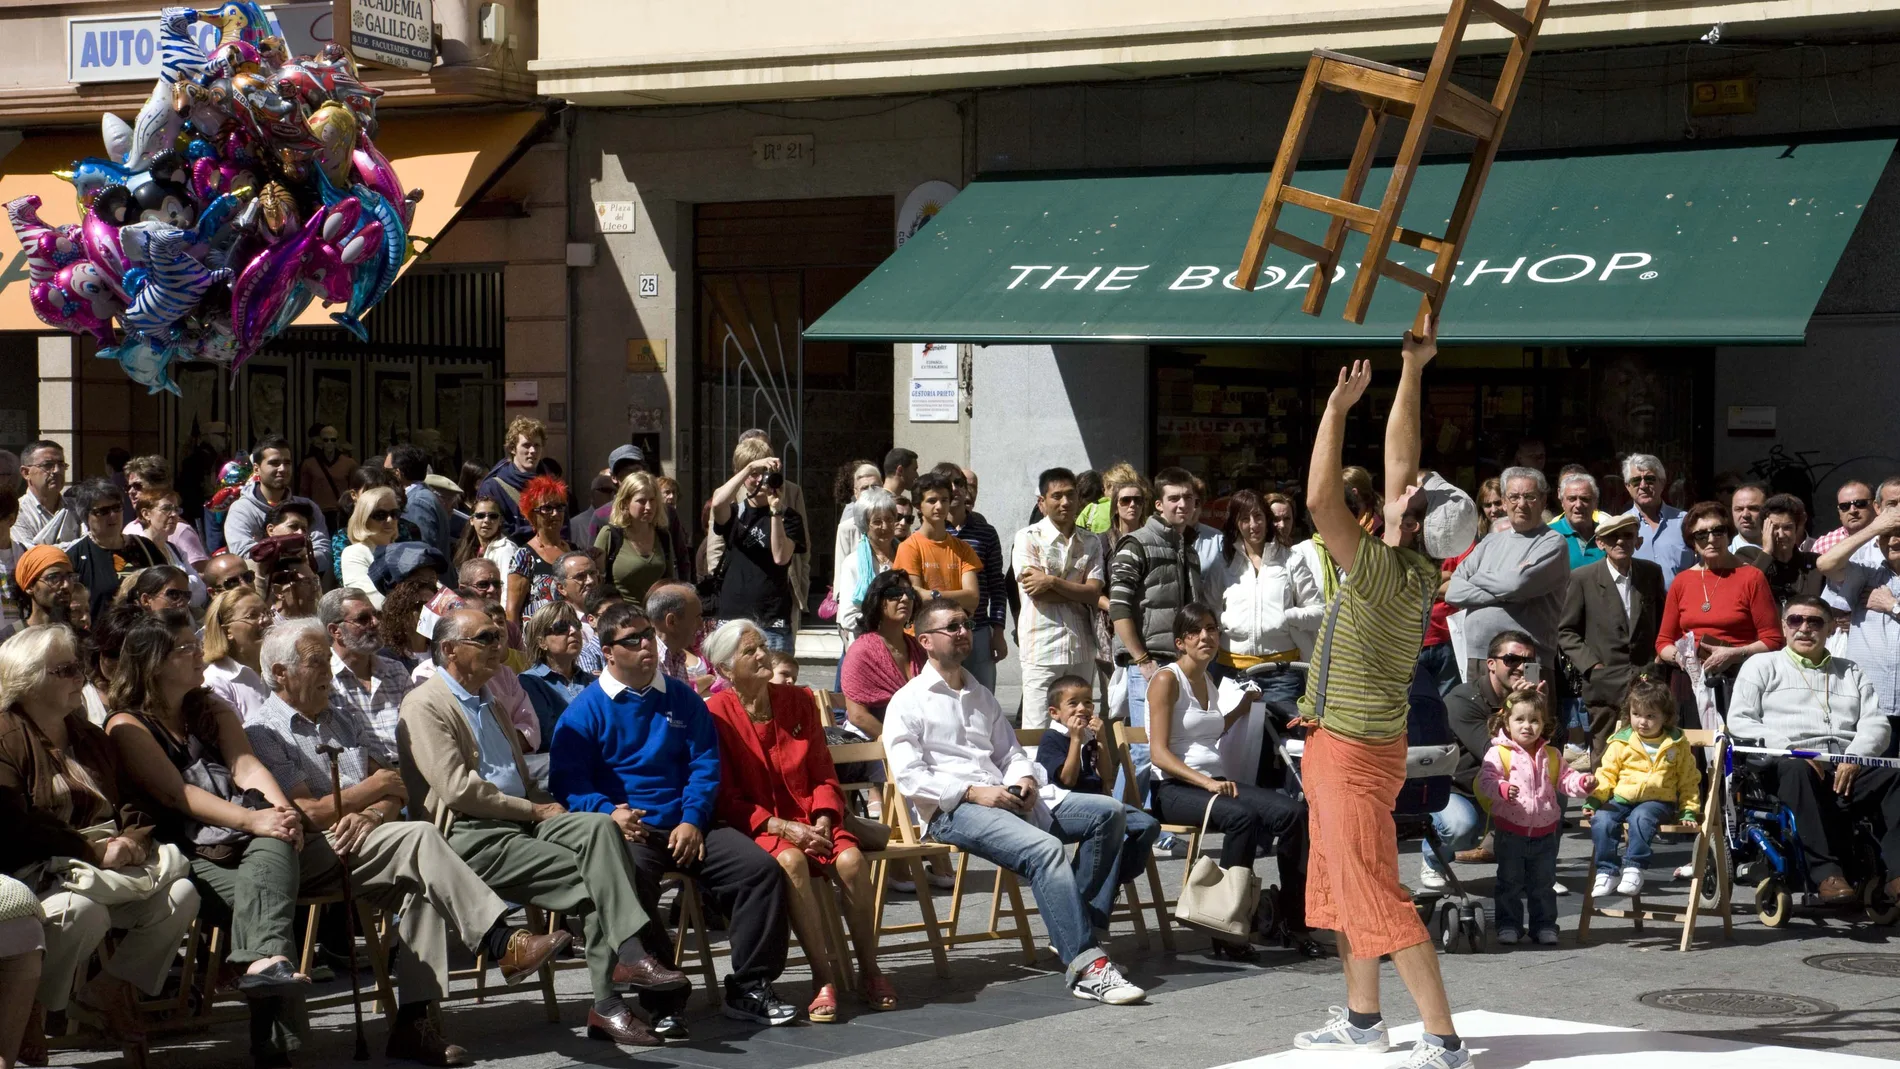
760,469,785,491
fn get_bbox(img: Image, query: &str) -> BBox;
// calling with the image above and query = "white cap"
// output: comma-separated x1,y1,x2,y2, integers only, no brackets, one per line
1419,472,1480,560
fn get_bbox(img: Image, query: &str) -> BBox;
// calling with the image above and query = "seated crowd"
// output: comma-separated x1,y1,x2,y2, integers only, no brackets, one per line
0,412,1894,1069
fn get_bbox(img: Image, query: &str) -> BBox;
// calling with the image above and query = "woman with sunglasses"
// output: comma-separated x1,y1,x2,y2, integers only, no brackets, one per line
505,475,575,626
838,571,923,743
340,487,404,610
0,625,201,1068
1095,465,1153,686
120,566,192,617
201,588,274,723
518,602,596,754
451,490,522,577
105,611,314,1067
1655,500,1784,719
126,492,209,607
66,479,164,625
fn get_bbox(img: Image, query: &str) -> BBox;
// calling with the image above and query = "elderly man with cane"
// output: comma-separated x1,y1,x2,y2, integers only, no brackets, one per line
243,619,570,1066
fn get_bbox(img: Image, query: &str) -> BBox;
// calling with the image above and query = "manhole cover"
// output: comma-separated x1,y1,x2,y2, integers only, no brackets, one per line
1639,989,1838,1018
1806,953,1900,978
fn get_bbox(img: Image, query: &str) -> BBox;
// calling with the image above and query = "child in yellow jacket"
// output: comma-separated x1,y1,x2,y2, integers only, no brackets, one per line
1583,679,1702,898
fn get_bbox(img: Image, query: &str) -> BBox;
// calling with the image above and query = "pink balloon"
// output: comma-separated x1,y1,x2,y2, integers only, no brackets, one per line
31,260,125,344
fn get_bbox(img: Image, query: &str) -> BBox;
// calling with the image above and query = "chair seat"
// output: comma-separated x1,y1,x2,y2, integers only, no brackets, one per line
1311,49,1500,139
865,843,955,862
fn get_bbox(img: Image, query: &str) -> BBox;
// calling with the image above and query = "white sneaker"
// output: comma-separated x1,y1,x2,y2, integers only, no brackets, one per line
1398,1038,1475,1068
1293,1006,1390,1052
1591,872,1615,897
1419,865,1449,891
1534,928,1560,946
1552,880,1570,896
1616,867,1644,896
1495,928,1520,946
1069,955,1144,1005
1673,862,1696,879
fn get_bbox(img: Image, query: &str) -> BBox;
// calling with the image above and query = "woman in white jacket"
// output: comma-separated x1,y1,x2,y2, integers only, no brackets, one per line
1217,491,1324,783
831,487,902,647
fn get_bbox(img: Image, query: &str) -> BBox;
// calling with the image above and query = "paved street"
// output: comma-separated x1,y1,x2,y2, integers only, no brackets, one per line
51,822,1900,1069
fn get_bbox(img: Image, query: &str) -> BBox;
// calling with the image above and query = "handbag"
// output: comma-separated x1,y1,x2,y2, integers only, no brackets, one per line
1172,795,1260,937
816,588,839,622
53,823,188,906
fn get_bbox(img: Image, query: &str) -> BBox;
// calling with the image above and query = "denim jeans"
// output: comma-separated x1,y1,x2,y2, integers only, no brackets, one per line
1111,663,1155,807
758,623,794,654
1591,799,1673,875
1117,804,1162,887
1494,828,1560,935
928,793,1125,975
966,624,999,692
1423,791,1485,875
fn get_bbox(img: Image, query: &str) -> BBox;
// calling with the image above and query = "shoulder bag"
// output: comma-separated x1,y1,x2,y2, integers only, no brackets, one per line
1172,795,1260,937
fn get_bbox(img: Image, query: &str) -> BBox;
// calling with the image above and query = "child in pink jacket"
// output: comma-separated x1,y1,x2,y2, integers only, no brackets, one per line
1478,688,1595,946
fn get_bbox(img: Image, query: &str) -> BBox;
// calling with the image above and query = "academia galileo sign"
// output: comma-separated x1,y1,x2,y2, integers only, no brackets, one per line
351,0,435,72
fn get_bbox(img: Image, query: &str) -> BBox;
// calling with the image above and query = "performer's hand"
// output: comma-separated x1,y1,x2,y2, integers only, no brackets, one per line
1402,316,1439,365
1325,360,1373,413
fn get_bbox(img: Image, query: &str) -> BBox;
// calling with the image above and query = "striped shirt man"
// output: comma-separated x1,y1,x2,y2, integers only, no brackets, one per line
1297,530,1439,741
948,511,1009,630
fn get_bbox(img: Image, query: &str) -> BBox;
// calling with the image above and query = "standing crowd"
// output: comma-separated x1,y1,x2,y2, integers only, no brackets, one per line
0,352,1895,1069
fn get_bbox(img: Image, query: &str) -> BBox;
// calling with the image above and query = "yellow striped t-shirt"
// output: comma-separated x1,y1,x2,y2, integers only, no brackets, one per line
1297,531,1438,741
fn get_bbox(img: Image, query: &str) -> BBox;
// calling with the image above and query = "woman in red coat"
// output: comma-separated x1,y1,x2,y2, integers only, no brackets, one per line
702,619,896,1023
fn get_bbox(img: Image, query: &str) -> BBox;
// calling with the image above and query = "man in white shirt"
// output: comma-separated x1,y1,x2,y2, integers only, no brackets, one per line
13,441,77,549
319,587,415,754
1013,467,1105,729
883,599,1145,1007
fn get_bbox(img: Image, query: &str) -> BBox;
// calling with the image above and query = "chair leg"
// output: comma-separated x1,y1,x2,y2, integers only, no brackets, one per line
1303,105,1388,316
357,902,397,1017
1145,854,1175,953
198,926,225,1018
1237,55,1326,290
537,910,562,1024
907,859,952,979
1577,848,1597,943
174,919,200,1014
944,850,973,935
681,885,721,1007
986,869,1008,938
1122,879,1151,952
1678,831,1710,953
1001,872,1036,965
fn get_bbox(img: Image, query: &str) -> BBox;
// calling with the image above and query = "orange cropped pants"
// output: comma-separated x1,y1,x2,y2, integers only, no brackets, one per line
1303,726,1431,960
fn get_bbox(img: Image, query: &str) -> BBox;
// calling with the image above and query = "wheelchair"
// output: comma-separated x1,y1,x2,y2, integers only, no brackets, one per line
1247,659,1489,954
1719,739,1900,928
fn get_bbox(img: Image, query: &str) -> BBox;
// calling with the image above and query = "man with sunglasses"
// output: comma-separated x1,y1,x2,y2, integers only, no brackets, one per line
1812,480,1877,557
1559,513,1666,761
1819,480,1900,730
1620,453,1692,587
202,551,253,599
550,602,793,1031
13,441,77,550
1729,597,1898,906
402,607,689,1049
457,558,506,602
13,544,77,629
320,586,415,753
884,599,1147,1008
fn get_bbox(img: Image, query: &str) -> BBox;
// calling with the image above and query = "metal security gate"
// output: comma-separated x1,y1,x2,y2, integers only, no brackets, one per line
699,272,804,497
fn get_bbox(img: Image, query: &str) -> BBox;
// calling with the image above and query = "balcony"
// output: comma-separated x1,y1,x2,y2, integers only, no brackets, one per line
531,0,1900,105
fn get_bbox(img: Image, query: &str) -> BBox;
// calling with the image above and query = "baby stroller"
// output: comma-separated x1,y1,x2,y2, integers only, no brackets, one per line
1246,660,1485,954
1722,739,1900,928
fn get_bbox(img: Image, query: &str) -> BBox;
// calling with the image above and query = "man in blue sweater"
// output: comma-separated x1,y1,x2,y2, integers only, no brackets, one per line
550,601,793,1032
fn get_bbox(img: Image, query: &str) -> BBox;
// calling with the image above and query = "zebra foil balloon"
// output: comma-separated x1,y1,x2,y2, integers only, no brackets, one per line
6,2,408,386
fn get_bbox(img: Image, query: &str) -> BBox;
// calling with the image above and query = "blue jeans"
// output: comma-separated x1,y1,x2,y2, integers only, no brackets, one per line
1423,792,1484,875
1495,828,1560,935
1116,804,1162,887
1417,643,1459,696
1591,799,1673,875
1112,663,1154,807
759,624,794,654
928,793,1126,975
966,624,999,692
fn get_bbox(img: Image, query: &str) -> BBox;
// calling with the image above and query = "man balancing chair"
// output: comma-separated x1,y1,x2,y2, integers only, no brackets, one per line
1235,0,1548,330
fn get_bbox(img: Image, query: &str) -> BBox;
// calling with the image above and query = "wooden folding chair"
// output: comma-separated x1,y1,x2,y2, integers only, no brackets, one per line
1577,731,1733,951
1111,722,1204,915
829,738,955,977
1236,0,1548,330
297,893,398,1016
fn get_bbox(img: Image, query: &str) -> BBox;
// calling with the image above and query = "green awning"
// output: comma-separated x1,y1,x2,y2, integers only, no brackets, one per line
807,136,1894,346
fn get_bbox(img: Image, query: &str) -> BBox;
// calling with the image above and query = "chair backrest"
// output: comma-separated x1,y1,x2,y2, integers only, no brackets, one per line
824,736,932,847
1110,722,1149,809
1425,0,1548,109
1016,728,1046,748
1681,728,1717,747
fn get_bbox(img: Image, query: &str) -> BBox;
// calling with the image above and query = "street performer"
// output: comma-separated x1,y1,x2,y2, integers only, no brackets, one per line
1292,322,1476,1069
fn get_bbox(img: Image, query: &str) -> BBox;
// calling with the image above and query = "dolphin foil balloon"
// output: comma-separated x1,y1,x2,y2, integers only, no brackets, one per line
5,196,84,283
332,186,404,341
230,199,366,366
99,335,182,395
120,221,232,337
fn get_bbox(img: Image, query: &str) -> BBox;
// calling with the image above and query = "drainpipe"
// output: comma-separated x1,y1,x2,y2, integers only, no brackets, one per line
564,107,579,483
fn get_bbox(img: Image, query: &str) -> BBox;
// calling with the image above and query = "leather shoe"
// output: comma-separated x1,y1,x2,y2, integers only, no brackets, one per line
497,929,572,986
1818,874,1858,905
385,1013,471,1067
586,1006,663,1047
1455,844,1495,864
611,956,690,992
652,1014,690,1041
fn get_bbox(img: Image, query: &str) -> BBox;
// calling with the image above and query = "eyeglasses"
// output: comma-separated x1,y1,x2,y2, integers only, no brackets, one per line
234,611,273,627
1626,474,1659,486
1786,614,1828,631
209,574,250,592
921,620,973,636
168,640,203,659
46,661,83,681
27,462,67,474
454,629,505,649
880,587,912,601
604,628,656,649
1839,499,1873,512
1690,528,1732,544
532,505,564,517
344,612,378,627
1504,493,1542,504
156,588,190,605
1492,653,1534,669
1115,495,1143,507
368,509,399,523
467,578,501,592
88,504,122,518
546,620,579,636
472,512,503,522
33,571,74,588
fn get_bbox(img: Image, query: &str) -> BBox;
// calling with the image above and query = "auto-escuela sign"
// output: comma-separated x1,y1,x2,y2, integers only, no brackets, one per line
68,3,334,84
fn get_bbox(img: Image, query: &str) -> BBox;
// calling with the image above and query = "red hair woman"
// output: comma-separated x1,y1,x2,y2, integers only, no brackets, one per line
504,475,575,626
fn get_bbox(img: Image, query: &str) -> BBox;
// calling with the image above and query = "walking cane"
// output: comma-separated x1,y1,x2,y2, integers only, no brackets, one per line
316,741,372,1061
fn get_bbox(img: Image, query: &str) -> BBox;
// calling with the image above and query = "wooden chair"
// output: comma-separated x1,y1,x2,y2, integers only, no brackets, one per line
1577,731,1733,951
1111,722,1204,913
664,873,726,1007
828,739,955,978
1236,0,1548,330
297,893,398,1017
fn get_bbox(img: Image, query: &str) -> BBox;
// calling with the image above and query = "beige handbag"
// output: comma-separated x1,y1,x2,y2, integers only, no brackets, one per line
1172,795,1260,937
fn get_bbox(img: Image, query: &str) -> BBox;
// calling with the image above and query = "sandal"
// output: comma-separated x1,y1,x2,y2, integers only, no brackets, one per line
807,983,839,1023
860,971,898,1011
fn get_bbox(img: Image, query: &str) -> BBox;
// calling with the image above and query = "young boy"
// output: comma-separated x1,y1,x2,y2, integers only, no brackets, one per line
766,649,800,686
894,470,982,615
1034,675,1162,894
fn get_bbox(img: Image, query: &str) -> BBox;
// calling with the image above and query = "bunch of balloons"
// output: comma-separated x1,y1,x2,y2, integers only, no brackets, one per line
4,2,418,394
